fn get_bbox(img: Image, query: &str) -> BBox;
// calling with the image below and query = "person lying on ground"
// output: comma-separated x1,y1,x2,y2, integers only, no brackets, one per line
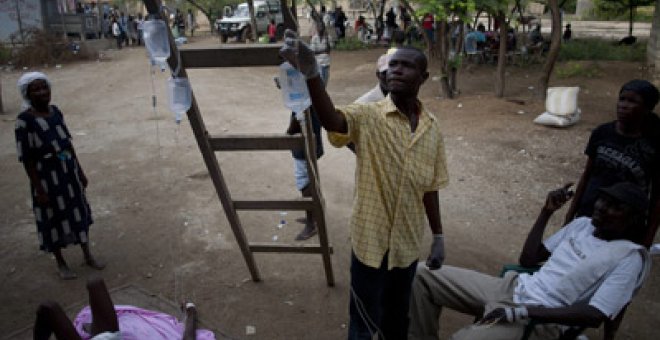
34,277,215,340
409,182,651,340
281,30,449,340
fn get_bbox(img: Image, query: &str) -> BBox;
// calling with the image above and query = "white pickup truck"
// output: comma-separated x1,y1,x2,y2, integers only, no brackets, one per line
216,0,284,42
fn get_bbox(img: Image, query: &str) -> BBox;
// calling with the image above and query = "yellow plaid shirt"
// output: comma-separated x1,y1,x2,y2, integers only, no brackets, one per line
329,96,448,269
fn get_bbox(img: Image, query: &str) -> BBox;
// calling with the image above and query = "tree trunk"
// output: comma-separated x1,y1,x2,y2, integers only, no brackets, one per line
630,2,634,37
537,0,562,100
377,0,386,41
282,0,297,31
246,0,258,41
495,12,507,98
438,20,453,99
455,20,464,54
473,9,483,29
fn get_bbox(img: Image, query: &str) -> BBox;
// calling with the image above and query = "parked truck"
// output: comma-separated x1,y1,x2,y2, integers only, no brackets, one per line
216,0,284,43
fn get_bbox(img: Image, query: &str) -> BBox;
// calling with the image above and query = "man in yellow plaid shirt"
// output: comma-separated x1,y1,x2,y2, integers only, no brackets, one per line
281,30,448,340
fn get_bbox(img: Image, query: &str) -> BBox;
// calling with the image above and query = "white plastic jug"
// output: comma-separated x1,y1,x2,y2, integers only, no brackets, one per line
143,19,170,64
168,77,192,123
279,62,311,115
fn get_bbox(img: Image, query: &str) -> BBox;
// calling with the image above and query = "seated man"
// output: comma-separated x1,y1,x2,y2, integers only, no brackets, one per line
34,277,214,340
409,182,651,340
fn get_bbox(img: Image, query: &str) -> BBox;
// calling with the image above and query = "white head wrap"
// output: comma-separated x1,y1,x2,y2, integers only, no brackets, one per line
17,72,51,109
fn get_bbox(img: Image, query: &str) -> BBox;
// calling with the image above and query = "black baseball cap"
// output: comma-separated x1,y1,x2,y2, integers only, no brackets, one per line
598,182,649,212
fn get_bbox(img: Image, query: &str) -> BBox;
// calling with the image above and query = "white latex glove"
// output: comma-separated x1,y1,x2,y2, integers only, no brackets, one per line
479,306,529,324
426,234,445,270
279,29,319,80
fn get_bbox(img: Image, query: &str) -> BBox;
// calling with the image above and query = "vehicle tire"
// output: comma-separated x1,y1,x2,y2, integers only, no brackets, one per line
240,26,251,42
220,33,228,43
276,24,285,40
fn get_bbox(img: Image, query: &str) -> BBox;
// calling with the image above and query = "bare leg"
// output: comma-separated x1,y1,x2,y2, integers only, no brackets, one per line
81,243,106,270
53,248,77,280
295,185,317,241
182,303,198,340
87,277,119,336
34,301,83,340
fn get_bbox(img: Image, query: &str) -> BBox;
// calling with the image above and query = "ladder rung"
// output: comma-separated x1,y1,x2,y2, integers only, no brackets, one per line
209,134,304,151
249,243,334,254
180,45,282,68
233,199,315,211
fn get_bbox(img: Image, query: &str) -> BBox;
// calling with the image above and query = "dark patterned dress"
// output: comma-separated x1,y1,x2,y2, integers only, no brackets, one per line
15,105,93,252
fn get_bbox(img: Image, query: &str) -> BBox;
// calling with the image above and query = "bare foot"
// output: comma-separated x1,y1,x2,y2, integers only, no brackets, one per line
85,257,106,270
295,223,317,241
58,265,77,280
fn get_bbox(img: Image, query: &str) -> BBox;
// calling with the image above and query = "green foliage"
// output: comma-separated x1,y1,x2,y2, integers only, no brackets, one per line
559,0,578,13
559,38,647,62
472,0,511,15
333,37,371,50
555,61,604,78
412,0,476,20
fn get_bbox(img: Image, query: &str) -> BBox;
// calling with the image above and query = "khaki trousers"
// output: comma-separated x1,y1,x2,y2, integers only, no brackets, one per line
408,264,562,340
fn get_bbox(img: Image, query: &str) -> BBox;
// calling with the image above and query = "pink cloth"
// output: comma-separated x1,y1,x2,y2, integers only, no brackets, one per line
73,305,215,340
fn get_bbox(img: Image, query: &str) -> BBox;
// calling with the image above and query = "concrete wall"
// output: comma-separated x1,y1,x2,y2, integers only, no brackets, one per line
0,0,44,43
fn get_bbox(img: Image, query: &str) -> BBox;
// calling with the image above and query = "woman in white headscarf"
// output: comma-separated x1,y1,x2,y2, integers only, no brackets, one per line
15,72,105,280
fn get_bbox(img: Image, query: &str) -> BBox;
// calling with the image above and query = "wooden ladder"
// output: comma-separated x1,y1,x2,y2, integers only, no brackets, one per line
143,0,334,286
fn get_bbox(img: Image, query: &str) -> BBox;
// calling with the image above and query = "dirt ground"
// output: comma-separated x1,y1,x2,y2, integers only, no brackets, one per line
1,36,660,340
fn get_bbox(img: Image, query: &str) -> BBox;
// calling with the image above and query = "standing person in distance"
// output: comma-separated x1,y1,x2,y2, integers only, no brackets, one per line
15,72,105,280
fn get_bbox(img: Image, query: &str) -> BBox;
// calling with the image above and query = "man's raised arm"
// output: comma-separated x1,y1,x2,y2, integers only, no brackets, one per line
280,29,347,133
519,184,574,267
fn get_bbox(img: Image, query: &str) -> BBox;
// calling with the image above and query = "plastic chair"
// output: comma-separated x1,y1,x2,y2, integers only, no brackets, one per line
500,265,624,340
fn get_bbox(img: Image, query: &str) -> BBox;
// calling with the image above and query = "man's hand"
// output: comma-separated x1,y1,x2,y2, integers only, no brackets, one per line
479,306,528,325
426,234,445,270
544,183,574,212
279,29,319,79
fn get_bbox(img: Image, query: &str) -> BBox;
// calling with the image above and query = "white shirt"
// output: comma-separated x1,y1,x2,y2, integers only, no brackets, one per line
354,84,385,104
309,35,330,66
112,22,121,36
514,217,645,319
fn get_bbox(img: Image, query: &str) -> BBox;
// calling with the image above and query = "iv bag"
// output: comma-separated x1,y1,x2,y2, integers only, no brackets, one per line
279,62,311,116
168,77,192,123
143,19,170,64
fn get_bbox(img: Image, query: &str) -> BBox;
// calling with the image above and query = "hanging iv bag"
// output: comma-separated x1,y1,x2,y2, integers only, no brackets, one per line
168,77,192,123
279,62,311,117
143,19,171,65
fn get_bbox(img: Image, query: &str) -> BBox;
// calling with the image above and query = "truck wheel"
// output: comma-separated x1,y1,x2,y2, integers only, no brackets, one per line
276,24,285,40
220,33,228,43
240,26,252,42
